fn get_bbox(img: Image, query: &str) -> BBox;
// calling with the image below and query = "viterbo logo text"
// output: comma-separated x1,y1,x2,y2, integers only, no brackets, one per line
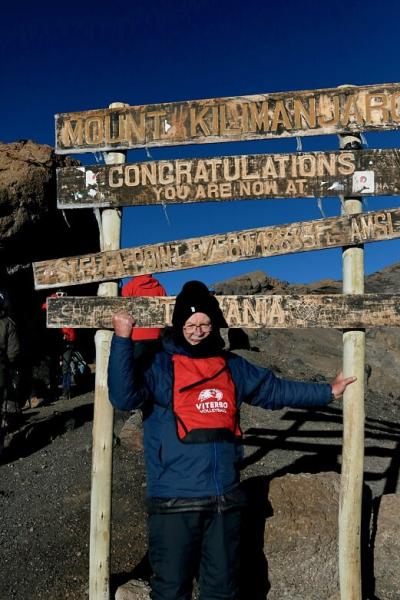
196,389,228,413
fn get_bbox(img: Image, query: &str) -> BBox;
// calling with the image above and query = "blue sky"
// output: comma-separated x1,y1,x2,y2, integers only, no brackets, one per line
2,0,399,294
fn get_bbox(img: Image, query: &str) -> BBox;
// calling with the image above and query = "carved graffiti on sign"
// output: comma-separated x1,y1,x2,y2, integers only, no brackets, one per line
55,83,400,153
33,208,400,289
46,294,400,329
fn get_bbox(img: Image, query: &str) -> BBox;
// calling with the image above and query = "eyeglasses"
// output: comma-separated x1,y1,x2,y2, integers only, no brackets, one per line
183,323,212,333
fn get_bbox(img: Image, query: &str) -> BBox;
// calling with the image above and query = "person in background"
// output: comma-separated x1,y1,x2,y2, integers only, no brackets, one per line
120,274,167,433
108,280,356,600
0,291,20,454
60,320,76,400
121,274,167,343
41,291,76,400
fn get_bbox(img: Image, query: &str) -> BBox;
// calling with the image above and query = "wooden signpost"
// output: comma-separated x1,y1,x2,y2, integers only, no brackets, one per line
88,102,128,600
338,131,365,599
46,293,400,329
57,148,400,209
33,207,400,289
46,82,400,600
56,82,400,153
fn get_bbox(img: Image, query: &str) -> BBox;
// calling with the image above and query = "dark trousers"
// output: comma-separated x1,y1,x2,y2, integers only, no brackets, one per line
61,344,73,394
148,510,241,600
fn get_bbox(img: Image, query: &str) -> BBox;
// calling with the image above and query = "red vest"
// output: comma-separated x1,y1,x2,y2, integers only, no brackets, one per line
172,354,241,443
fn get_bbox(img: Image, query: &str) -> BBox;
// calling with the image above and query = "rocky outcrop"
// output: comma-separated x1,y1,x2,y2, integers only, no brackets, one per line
0,140,58,256
0,140,98,269
212,270,289,295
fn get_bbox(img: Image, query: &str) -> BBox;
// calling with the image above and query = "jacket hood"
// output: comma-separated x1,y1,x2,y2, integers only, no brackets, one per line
161,328,186,355
161,326,225,358
122,274,166,297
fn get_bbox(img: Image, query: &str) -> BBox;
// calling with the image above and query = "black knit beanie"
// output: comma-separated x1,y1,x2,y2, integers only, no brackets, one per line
172,281,227,330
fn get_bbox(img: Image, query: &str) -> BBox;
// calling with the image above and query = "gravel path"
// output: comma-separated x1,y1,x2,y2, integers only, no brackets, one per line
0,394,147,600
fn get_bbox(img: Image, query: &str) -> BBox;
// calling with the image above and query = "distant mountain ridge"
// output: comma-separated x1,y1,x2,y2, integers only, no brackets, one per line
212,262,400,296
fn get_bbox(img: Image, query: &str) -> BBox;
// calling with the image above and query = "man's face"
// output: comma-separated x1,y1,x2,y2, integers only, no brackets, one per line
182,312,212,345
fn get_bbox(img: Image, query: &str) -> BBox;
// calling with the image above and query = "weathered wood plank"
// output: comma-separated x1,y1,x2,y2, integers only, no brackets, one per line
33,208,400,289
55,83,400,153
57,148,400,209
46,294,400,329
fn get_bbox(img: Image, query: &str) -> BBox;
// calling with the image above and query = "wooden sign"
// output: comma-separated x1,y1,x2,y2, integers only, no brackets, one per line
57,148,400,208
46,294,400,329
33,208,400,289
55,83,400,153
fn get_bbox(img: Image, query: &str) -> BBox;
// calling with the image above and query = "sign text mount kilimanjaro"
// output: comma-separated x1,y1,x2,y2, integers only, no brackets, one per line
56,83,400,153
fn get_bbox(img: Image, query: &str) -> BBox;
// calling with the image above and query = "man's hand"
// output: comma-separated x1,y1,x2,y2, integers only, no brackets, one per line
331,371,357,400
112,312,136,338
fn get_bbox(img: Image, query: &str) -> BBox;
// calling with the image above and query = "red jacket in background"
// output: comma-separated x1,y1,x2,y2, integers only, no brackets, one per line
122,274,167,341
61,327,76,342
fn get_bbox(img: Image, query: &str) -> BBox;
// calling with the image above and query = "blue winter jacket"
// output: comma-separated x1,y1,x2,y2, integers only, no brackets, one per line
108,329,332,499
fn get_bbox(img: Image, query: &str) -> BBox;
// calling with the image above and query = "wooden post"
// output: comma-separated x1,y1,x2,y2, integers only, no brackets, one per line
89,102,127,600
338,131,365,599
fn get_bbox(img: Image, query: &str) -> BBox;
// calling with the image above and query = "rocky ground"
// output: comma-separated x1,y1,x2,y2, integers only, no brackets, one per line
1,343,399,599
1,264,399,599
0,392,148,600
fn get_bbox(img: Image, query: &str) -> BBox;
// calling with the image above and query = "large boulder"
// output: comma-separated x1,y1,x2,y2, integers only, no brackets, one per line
0,141,64,255
115,579,151,600
0,139,98,272
118,412,144,451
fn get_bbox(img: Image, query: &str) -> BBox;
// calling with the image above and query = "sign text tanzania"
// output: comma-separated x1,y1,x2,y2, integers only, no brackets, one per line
56,83,400,153
46,294,400,329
